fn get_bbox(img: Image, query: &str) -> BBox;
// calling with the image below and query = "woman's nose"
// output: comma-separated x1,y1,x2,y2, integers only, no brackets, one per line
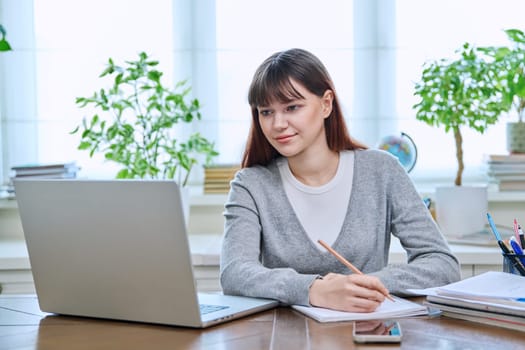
273,112,288,129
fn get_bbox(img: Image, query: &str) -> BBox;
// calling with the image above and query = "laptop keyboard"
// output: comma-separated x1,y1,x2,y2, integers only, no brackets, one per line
199,304,230,315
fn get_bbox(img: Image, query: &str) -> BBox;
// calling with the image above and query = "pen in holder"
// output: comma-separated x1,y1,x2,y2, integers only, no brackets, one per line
502,253,525,276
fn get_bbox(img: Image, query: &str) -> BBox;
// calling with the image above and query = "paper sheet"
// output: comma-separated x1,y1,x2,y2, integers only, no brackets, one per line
408,271,525,300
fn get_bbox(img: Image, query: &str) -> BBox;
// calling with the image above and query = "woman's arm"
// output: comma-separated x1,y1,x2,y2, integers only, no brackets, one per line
220,170,319,306
369,155,461,294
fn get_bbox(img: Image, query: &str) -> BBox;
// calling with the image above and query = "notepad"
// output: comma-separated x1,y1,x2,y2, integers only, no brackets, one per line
291,296,429,323
408,271,525,300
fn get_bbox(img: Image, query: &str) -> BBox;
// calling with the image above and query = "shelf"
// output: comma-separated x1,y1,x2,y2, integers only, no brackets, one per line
487,190,525,202
3,189,525,209
0,187,229,209
0,199,17,210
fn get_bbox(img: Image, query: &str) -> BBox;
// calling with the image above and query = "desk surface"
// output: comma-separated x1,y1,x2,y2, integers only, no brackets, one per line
1,296,524,350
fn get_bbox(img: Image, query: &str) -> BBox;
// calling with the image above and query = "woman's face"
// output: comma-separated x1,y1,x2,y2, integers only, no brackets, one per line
256,79,333,159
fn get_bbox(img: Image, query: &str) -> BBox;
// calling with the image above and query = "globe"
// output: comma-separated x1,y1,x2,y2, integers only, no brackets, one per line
377,132,418,173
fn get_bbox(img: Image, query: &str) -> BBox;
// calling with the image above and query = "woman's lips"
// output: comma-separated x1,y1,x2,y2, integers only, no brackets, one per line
275,134,295,143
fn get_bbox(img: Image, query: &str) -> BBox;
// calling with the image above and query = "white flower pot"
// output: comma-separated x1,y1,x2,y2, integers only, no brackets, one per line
435,186,488,237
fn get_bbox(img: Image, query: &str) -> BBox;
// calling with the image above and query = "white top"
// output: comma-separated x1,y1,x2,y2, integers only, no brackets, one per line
277,151,354,246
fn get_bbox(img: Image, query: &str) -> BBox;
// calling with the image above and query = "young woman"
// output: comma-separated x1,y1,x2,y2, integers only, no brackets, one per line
220,48,460,313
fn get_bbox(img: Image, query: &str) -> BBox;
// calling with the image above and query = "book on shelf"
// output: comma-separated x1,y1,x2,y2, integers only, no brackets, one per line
204,163,240,170
203,188,232,194
490,174,525,181
487,163,525,175
13,172,78,179
203,164,240,194
11,161,77,171
204,182,232,188
484,155,525,190
7,162,80,199
487,168,525,177
485,154,525,163
204,164,240,176
10,162,79,177
204,181,232,187
498,180,525,191
203,186,232,194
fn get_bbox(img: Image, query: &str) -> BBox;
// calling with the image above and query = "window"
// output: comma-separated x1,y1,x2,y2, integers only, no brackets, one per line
214,0,354,164
1,0,175,180
2,0,525,187
395,0,525,182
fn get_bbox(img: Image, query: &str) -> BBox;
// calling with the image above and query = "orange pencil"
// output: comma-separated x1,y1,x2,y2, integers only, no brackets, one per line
317,239,395,302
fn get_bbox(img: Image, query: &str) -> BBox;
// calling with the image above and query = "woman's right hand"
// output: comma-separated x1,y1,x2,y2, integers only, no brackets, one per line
308,273,388,312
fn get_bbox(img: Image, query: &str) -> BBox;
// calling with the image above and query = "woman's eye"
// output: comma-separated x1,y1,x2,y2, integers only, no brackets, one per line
287,105,299,112
259,109,272,117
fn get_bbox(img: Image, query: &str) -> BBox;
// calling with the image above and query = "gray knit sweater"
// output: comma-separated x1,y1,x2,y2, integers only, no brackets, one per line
220,149,461,306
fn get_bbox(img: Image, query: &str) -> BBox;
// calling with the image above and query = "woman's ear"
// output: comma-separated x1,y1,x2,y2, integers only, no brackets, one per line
321,90,334,118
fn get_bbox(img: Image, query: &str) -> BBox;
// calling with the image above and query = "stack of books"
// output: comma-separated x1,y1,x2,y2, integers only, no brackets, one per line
11,162,80,179
5,162,80,198
409,271,525,332
203,164,240,194
485,154,525,191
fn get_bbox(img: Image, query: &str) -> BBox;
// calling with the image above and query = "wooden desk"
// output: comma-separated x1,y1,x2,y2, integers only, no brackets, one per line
1,296,524,349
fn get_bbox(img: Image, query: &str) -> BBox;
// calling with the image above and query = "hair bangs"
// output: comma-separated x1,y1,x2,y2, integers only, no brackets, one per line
249,69,305,108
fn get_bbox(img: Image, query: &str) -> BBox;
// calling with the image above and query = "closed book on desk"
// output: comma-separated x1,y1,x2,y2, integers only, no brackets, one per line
438,310,525,332
426,294,525,318
424,301,525,332
409,271,525,331
291,296,428,323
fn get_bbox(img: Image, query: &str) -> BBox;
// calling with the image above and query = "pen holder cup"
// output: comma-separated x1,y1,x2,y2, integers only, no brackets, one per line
502,253,525,276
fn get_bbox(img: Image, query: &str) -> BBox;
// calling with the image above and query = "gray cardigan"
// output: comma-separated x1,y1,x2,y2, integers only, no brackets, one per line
220,149,461,306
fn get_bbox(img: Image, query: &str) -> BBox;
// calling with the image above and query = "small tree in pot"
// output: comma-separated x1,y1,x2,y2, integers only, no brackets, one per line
413,43,506,186
72,52,218,186
413,43,508,237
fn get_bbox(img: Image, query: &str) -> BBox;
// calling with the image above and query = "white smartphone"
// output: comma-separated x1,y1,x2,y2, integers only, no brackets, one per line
352,319,402,343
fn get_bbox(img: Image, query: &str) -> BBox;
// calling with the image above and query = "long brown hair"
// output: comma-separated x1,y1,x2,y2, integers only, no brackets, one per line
242,48,366,168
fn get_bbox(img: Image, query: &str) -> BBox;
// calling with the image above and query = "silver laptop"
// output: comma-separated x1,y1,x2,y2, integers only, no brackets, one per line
13,179,277,328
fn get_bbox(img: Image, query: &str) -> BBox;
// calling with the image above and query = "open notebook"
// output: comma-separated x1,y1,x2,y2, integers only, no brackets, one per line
292,296,429,323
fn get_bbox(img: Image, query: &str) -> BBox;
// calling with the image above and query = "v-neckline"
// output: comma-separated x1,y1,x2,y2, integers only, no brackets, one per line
275,150,360,253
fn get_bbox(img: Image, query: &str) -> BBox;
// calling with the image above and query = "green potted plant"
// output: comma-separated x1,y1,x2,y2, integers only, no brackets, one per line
72,52,218,186
478,29,525,153
71,52,218,223
413,43,507,237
